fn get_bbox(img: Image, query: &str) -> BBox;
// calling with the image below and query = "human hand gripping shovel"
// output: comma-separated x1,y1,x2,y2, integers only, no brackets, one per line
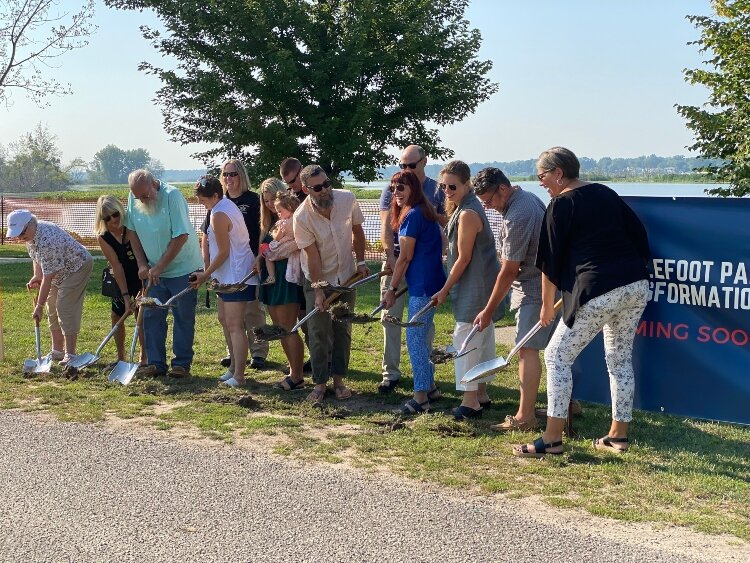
206,271,257,294
461,299,563,385
23,289,52,374
382,296,435,328
431,323,481,364
330,286,408,324
109,287,150,385
66,310,133,370
253,271,384,341
136,284,195,309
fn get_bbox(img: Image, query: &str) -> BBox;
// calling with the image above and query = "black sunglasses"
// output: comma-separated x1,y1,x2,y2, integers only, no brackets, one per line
306,179,332,192
103,211,121,222
389,183,407,193
439,182,458,191
222,171,239,178
284,169,300,185
398,157,424,170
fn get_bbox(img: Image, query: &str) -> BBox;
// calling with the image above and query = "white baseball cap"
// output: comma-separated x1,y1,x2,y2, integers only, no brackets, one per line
7,209,33,237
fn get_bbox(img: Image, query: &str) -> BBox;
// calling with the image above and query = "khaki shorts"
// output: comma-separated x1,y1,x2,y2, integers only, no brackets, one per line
47,256,93,335
514,300,559,350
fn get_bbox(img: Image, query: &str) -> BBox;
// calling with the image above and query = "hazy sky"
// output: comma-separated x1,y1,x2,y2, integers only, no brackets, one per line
1,0,714,169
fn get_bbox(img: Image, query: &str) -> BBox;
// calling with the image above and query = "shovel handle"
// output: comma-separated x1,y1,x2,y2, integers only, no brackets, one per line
128,285,151,363
371,286,408,316
408,298,437,324
95,310,133,356
505,298,563,364
456,324,481,355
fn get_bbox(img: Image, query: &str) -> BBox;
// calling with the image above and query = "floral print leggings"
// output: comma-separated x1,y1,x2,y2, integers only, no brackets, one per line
544,280,649,422
406,296,436,392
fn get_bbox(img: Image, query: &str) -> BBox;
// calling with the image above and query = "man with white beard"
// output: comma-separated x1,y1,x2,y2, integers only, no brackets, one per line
126,169,203,378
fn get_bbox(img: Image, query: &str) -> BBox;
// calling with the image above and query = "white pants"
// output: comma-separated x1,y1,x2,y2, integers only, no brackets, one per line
454,321,496,392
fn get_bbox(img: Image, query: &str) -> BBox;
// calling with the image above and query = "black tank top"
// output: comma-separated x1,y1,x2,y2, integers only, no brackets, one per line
101,227,142,295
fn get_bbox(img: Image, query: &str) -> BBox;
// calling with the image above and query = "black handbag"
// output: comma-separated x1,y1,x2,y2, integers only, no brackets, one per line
101,266,121,298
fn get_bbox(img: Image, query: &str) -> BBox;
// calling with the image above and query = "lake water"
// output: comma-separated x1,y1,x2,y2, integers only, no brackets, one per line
353,181,729,199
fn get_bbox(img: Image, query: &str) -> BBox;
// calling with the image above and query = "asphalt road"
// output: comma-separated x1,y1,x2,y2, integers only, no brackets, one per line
0,411,745,563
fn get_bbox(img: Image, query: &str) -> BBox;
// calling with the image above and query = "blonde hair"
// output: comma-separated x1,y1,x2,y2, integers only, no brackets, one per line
94,195,126,235
259,177,288,237
221,159,251,194
274,192,300,214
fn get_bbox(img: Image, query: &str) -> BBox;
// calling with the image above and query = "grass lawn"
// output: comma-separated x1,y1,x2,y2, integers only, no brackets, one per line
0,260,748,540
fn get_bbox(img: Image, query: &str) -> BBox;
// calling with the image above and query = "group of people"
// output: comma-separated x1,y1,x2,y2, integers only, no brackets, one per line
7,145,651,456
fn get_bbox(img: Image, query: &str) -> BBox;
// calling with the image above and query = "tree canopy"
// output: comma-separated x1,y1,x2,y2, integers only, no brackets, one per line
0,124,70,192
104,0,497,182
677,0,750,196
89,145,164,184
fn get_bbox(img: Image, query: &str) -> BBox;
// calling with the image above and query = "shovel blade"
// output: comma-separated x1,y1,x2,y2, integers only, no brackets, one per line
67,352,97,370
460,356,508,385
23,358,37,374
117,365,139,385
108,361,137,383
33,357,53,373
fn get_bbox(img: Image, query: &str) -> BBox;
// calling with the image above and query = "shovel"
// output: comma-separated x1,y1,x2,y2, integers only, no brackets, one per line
431,324,481,364
23,289,53,374
460,298,563,385
67,310,133,370
331,287,409,324
109,286,150,385
254,271,381,341
136,285,194,309
382,293,435,328
207,271,257,293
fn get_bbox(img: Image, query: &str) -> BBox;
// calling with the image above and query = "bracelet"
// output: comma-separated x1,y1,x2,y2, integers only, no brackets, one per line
387,285,398,292
356,260,366,267
122,292,130,297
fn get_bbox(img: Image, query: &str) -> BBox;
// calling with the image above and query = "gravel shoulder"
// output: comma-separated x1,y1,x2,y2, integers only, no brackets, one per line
1,410,747,563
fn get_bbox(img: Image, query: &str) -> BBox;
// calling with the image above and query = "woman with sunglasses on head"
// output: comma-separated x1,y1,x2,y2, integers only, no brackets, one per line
512,147,649,458
382,171,446,415
432,160,500,421
257,178,306,391
191,176,256,387
95,195,145,366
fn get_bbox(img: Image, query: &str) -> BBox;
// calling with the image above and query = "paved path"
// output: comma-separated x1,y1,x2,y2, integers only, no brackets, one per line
0,411,745,563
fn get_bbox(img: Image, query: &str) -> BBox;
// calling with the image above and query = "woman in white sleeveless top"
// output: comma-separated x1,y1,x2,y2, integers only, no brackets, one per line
190,176,256,387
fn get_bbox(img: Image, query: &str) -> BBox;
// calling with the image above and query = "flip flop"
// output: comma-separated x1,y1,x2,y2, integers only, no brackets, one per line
333,385,352,400
593,435,629,453
306,387,327,404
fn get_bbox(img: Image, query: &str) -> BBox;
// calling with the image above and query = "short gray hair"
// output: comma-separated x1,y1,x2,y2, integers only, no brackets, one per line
128,169,156,189
538,147,580,180
300,164,326,186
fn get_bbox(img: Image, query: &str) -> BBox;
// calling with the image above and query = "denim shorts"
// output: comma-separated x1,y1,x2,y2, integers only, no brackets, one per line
218,285,256,302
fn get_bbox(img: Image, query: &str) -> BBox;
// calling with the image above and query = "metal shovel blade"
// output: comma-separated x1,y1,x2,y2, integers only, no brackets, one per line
381,314,424,328
67,352,97,370
68,311,133,370
460,356,509,385
25,324,52,373
109,322,141,385
407,298,437,324
138,286,194,309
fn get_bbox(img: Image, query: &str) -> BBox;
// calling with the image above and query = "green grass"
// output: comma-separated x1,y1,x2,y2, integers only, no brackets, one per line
0,260,748,539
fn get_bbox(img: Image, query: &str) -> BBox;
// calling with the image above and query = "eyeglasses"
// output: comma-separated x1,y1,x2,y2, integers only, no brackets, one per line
284,169,300,185
439,182,458,191
103,211,121,223
222,171,239,178
389,183,407,193
537,169,554,182
398,157,424,170
479,187,498,208
306,179,332,192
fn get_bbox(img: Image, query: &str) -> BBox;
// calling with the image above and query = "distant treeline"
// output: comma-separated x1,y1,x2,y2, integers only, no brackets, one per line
376,155,722,181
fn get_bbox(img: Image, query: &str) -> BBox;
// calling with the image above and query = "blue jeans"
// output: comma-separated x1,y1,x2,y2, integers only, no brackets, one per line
143,274,197,372
406,296,436,392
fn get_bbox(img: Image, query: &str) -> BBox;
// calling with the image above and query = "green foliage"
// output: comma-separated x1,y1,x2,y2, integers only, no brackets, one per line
104,0,497,183
89,145,164,184
677,0,750,196
0,124,70,192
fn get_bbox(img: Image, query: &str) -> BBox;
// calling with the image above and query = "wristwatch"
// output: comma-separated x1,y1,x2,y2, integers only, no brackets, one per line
387,285,398,291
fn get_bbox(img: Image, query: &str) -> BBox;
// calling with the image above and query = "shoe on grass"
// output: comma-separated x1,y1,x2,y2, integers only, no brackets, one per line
249,356,266,370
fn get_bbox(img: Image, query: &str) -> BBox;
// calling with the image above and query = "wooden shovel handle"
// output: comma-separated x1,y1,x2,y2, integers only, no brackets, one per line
322,272,364,307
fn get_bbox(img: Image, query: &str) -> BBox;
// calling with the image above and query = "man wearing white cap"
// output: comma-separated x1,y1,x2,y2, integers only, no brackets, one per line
7,209,93,365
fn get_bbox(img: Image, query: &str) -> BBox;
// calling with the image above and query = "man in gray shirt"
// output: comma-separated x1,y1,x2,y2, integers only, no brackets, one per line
472,167,558,432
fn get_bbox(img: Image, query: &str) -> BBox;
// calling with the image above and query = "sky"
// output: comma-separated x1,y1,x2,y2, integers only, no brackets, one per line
0,0,715,170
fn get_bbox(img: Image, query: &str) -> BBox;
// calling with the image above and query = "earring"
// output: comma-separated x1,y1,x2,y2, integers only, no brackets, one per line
556,178,563,186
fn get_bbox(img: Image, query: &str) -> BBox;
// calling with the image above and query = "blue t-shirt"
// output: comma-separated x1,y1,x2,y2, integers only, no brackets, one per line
398,205,446,297
380,177,445,258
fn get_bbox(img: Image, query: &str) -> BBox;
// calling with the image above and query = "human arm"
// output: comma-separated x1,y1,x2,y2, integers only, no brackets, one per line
301,241,328,310
190,212,231,288
383,235,415,309
540,274,558,327
380,210,395,272
32,270,57,323
352,223,370,276
474,259,520,330
27,260,43,289
200,232,210,270
147,234,189,286
432,210,482,305
125,229,150,281
98,235,133,312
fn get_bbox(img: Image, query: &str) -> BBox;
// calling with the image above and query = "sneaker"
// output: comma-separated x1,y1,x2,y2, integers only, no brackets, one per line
218,370,233,382
219,356,231,368
249,356,266,370
221,377,244,388
136,364,166,377
302,359,312,374
49,350,65,362
167,365,190,378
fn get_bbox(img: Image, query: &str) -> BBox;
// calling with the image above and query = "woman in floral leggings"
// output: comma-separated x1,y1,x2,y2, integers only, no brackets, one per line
513,147,650,458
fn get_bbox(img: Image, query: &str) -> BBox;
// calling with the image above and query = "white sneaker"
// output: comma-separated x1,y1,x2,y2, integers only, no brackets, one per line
218,370,233,382
221,377,244,388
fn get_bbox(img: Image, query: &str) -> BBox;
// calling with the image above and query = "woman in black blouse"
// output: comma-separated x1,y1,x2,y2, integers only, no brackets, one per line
513,147,650,458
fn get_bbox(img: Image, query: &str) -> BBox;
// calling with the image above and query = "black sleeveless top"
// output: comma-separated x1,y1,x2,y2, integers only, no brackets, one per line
101,227,142,296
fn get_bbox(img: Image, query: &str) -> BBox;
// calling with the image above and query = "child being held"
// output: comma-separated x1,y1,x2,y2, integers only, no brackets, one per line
258,192,302,285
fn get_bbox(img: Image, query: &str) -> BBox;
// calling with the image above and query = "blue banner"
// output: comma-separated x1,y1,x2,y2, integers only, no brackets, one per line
572,196,750,425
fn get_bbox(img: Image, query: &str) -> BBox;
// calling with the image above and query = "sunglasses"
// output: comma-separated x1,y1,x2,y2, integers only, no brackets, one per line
306,179,332,192
103,211,121,222
389,183,407,193
284,169,300,185
398,157,424,170
439,182,458,191
222,171,239,178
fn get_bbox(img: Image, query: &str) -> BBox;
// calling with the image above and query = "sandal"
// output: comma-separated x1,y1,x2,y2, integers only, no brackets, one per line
490,415,540,432
398,399,430,416
452,405,483,421
426,387,442,402
512,436,563,458
593,435,629,453
306,387,327,404
275,376,305,391
333,385,352,400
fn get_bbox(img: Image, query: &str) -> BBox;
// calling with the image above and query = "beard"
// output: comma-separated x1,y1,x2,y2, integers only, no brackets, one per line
310,191,333,209
134,193,159,215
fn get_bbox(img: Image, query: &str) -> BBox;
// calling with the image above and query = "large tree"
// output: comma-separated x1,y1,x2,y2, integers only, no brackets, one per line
677,0,750,196
0,0,96,106
1,123,69,191
89,144,163,183
105,0,496,181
